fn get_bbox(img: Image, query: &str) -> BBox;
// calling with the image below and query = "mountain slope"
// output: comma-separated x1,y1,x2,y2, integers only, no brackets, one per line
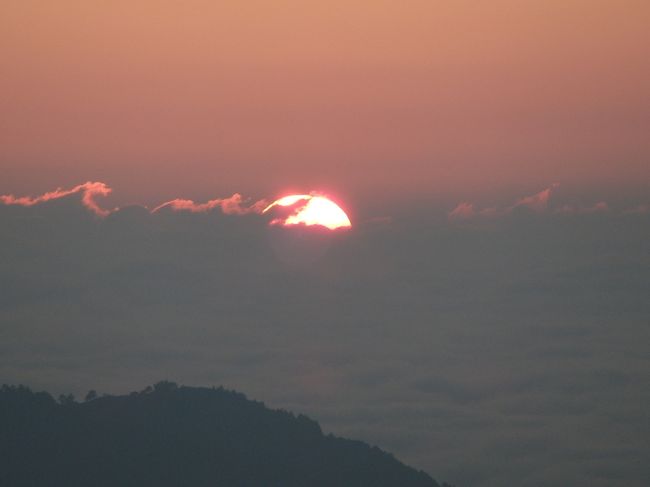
0,382,442,487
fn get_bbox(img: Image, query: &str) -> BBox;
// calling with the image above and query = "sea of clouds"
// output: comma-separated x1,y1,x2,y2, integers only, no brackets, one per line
1,183,649,487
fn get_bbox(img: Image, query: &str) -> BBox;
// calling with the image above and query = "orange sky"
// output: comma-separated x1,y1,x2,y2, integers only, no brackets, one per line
2,0,649,204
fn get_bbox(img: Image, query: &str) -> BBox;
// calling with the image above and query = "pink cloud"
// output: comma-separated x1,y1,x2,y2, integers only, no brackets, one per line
449,184,561,221
511,183,559,213
1,183,269,218
152,198,222,213
0,181,113,217
448,182,623,221
448,202,475,220
221,194,269,215
152,193,268,215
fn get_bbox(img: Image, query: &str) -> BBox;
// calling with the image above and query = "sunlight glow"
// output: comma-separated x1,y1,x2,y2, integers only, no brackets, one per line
263,194,352,230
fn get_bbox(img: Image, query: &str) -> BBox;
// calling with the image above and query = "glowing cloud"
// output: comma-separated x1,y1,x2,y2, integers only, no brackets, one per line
512,183,559,212
152,194,268,215
448,202,476,221
445,183,642,221
265,195,311,210
264,194,352,230
0,181,113,217
0,183,268,218
448,184,561,221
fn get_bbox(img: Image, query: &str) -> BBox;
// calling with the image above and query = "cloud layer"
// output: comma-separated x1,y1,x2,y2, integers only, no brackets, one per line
0,182,269,218
2,182,647,226
448,183,645,221
1,183,649,487
0,181,114,217
152,193,268,215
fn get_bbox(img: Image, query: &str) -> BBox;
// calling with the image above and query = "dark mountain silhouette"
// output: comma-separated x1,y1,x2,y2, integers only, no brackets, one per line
0,382,449,487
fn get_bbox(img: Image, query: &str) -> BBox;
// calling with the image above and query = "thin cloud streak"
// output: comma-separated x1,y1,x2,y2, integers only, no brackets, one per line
152,194,268,215
0,182,268,218
511,183,559,213
448,184,646,221
448,184,560,221
0,181,114,217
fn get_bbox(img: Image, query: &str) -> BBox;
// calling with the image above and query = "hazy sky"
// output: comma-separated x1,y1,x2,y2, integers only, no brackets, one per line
2,2,650,486
2,0,649,204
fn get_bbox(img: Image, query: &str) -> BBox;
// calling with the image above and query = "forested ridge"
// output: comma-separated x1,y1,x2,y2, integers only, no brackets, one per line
1,382,451,487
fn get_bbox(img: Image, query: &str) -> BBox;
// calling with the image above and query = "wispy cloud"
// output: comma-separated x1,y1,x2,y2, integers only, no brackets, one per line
152,194,268,215
448,202,476,221
1,182,268,218
511,183,559,213
0,181,113,217
449,184,560,221
447,183,635,221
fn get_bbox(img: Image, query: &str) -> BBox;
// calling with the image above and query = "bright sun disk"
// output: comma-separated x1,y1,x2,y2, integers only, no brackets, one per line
263,194,351,230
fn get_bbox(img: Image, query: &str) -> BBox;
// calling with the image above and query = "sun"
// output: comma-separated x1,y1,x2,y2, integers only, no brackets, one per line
263,194,352,230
